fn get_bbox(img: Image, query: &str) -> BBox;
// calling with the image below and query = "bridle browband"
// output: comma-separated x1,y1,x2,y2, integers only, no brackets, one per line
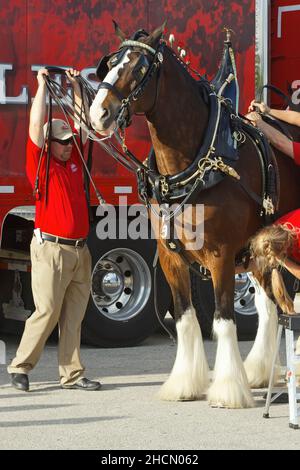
120,40,156,55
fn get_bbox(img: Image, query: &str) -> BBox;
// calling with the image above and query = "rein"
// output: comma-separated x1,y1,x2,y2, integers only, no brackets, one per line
33,68,105,207
33,66,157,206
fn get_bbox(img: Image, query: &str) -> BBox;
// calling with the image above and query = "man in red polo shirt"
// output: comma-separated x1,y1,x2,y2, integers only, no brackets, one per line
7,68,101,391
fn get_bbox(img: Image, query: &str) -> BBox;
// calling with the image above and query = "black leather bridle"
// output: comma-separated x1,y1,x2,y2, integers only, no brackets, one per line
96,39,164,129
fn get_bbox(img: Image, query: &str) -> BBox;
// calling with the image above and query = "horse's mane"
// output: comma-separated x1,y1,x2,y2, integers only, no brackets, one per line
130,28,204,89
164,45,204,88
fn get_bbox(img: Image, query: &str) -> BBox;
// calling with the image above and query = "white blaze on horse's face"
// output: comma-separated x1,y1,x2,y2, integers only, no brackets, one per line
90,49,131,135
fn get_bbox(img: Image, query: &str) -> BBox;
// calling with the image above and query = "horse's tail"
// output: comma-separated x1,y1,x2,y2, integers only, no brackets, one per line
250,224,296,314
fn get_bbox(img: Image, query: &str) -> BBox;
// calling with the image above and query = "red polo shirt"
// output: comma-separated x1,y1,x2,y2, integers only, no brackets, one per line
271,141,300,262
26,136,89,239
293,141,300,166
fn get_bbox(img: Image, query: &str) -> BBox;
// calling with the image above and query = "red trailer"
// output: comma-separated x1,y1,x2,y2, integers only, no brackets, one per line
0,0,297,346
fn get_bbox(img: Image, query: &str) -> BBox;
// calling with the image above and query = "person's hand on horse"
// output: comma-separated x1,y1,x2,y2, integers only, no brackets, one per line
246,111,262,127
248,100,270,115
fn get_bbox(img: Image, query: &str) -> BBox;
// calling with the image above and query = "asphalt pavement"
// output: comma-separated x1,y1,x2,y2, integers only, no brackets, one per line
0,326,299,450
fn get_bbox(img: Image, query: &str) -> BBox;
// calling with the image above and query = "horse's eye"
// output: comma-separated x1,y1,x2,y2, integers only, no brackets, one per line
136,66,147,79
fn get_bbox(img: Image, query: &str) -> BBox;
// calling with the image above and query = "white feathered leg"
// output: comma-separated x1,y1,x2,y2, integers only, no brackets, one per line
208,319,254,408
244,277,278,388
158,306,209,401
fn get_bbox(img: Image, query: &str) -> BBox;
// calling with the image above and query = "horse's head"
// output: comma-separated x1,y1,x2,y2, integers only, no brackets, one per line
90,21,165,135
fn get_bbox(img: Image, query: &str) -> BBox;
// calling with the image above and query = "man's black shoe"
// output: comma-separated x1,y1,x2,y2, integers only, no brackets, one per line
11,373,29,392
62,378,101,391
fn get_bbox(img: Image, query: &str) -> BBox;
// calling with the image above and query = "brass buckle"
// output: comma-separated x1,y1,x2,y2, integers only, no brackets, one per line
263,196,275,216
160,176,169,197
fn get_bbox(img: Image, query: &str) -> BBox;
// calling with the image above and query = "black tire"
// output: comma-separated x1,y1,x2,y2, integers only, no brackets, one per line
191,272,258,340
82,224,171,347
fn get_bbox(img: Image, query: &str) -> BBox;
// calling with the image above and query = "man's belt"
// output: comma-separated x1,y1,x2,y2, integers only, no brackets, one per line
41,233,87,247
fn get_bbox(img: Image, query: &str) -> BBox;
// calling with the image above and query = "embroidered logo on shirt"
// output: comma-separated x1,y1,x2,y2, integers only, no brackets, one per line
71,164,78,173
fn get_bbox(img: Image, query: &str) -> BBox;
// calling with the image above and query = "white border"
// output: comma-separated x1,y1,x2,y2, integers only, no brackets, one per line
255,0,270,102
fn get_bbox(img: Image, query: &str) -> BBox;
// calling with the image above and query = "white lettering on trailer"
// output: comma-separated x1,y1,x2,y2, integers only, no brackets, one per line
31,65,73,104
0,64,98,104
80,67,98,90
114,186,133,194
0,63,27,104
0,186,14,193
277,4,300,38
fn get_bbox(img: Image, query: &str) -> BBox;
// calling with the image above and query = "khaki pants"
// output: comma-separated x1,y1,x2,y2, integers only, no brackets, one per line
8,236,91,386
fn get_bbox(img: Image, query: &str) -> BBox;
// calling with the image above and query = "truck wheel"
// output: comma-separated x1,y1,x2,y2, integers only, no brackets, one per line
82,227,171,347
234,273,258,340
191,272,258,340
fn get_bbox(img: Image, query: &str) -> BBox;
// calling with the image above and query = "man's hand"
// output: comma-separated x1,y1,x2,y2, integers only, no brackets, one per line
65,68,81,90
246,111,262,127
37,68,49,87
248,99,270,115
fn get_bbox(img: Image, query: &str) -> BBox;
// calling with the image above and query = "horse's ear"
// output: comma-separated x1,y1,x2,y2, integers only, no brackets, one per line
148,21,167,47
113,20,126,42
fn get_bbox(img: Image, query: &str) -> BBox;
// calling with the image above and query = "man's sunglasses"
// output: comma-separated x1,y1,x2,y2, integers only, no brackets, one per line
51,137,74,146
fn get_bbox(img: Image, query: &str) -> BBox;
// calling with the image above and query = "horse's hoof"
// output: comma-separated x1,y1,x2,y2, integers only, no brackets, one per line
244,357,279,389
208,397,254,409
158,388,205,402
208,380,255,409
209,401,228,409
158,378,207,402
